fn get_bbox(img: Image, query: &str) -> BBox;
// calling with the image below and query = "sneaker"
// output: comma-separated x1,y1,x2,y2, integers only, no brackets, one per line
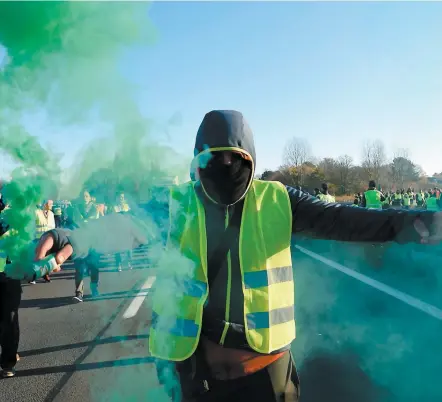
128,262,133,270
73,293,83,303
43,274,51,283
1,368,16,378
118,264,123,272
29,280,36,285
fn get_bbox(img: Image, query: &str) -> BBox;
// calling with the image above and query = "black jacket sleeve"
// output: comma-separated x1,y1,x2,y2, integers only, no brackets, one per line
286,186,435,244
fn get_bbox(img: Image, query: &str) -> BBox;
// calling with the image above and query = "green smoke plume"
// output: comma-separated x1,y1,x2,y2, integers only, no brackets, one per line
0,2,189,400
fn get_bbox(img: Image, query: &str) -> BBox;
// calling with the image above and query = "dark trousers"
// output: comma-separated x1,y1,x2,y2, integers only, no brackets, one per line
157,349,300,402
115,250,133,266
74,254,100,296
0,277,22,369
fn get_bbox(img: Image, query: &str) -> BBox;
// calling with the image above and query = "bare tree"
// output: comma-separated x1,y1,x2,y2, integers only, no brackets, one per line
283,138,311,167
282,138,312,185
390,148,420,189
318,157,336,177
361,139,386,183
395,148,410,159
336,154,354,194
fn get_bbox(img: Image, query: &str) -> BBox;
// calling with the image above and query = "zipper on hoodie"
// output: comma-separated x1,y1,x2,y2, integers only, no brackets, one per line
219,206,232,345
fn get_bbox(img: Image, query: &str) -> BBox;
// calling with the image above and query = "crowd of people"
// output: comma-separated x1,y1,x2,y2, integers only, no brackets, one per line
1,110,442,402
0,188,136,378
1,189,134,296
353,184,441,210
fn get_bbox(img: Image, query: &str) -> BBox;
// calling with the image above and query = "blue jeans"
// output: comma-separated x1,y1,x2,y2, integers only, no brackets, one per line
74,253,100,296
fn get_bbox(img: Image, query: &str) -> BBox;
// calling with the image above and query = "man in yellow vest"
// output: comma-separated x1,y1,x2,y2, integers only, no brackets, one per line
31,110,442,402
361,180,385,209
75,190,100,224
416,190,425,208
317,183,335,203
35,200,56,239
391,189,403,208
72,190,102,303
112,192,133,271
403,191,411,209
30,200,56,284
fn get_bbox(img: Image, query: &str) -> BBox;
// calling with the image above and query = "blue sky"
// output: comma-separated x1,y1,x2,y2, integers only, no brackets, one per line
2,1,442,178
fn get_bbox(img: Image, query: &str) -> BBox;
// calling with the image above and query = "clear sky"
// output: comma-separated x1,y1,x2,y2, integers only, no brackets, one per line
2,1,442,178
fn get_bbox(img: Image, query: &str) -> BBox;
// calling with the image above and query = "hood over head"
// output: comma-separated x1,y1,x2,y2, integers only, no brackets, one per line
193,110,256,205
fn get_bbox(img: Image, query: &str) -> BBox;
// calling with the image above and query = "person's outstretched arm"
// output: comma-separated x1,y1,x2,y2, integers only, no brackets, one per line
286,186,441,244
41,212,151,262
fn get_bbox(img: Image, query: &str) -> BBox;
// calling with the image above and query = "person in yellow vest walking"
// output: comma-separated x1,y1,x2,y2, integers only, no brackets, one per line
360,181,387,266
391,190,403,208
35,200,56,239
112,192,133,271
403,192,411,209
416,190,425,208
53,203,63,228
30,200,56,284
73,190,101,302
75,190,100,224
361,181,385,210
31,110,442,402
317,183,335,203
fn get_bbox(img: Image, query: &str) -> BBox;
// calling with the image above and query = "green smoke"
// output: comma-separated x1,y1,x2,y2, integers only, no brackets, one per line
0,2,189,400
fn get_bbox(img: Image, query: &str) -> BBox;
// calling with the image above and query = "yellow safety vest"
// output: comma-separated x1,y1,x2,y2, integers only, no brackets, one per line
114,203,130,213
364,190,382,209
318,193,335,203
35,210,55,239
149,180,295,361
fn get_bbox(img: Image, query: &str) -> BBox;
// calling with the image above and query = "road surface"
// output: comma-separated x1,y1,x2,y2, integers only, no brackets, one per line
1,241,441,402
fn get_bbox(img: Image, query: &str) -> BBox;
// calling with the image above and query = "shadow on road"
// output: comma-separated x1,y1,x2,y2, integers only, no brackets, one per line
299,349,391,402
14,357,155,377
18,334,150,357
20,288,152,308
20,296,75,309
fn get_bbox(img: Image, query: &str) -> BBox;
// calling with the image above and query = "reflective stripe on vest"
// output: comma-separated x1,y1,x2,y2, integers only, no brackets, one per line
426,197,439,211
35,225,50,239
149,180,295,361
364,190,382,209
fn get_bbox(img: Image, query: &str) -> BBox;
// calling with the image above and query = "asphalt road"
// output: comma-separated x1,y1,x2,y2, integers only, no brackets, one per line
1,241,442,402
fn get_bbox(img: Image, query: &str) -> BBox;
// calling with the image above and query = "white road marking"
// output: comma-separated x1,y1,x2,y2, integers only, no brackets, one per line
295,245,442,321
123,276,156,319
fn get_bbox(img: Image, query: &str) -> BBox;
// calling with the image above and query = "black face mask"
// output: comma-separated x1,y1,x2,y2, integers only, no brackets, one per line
199,156,252,205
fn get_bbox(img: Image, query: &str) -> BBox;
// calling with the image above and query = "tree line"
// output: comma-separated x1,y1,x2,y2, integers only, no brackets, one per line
260,138,432,196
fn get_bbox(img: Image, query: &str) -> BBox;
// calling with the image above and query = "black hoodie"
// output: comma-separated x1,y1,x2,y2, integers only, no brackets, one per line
51,110,437,353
